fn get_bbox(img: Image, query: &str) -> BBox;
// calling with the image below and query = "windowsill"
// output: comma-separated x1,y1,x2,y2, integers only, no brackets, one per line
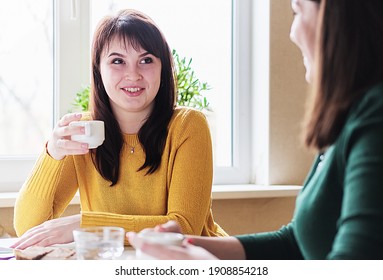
0,185,302,208
212,185,301,199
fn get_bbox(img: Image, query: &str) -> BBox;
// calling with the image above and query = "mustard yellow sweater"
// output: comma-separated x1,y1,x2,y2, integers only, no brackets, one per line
14,108,227,238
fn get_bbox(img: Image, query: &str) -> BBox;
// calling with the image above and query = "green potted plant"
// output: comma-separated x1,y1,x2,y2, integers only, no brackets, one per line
71,50,211,112
172,50,211,111
72,85,90,112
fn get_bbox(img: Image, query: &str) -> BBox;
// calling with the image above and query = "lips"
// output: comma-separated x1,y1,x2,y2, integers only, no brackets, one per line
121,87,144,96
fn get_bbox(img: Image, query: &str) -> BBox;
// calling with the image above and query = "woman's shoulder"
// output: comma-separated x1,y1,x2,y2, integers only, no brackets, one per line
349,82,383,122
340,82,383,148
166,107,212,147
168,107,210,136
173,106,206,118
171,107,208,125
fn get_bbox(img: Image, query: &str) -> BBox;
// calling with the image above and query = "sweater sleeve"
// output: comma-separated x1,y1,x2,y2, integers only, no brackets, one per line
165,109,219,235
235,222,304,260
13,148,79,236
328,89,383,259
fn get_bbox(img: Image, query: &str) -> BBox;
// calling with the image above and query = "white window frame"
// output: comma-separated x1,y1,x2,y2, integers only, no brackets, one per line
213,0,252,184
0,0,264,192
0,0,91,192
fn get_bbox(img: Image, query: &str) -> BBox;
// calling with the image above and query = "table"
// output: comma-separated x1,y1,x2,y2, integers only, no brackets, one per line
0,238,17,260
0,238,137,260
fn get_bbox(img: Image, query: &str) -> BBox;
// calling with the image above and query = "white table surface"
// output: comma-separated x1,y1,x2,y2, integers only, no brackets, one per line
0,238,17,259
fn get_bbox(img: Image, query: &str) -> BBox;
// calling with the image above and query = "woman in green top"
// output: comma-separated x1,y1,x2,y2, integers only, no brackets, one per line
128,0,383,259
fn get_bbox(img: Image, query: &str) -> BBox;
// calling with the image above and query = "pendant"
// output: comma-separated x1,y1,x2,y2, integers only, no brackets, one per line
130,147,134,154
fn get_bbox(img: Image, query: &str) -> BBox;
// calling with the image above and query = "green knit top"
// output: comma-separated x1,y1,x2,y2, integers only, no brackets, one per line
237,82,383,259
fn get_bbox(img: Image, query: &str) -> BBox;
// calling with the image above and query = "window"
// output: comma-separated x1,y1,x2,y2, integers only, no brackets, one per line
0,0,89,191
0,0,252,192
0,0,54,191
0,1,53,155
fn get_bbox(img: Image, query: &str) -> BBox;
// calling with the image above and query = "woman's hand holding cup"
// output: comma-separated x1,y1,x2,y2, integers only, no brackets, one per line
47,113,94,160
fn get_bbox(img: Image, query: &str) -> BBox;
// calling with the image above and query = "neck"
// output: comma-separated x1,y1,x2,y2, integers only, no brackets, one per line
112,107,152,134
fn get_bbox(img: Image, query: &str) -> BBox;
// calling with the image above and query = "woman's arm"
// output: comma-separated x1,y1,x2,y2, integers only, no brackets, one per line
137,236,245,260
11,214,81,250
14,113,88,237
164,109,223,235
328,94,383,259
186,236,246,260
13,151,79,236
127,221,245,260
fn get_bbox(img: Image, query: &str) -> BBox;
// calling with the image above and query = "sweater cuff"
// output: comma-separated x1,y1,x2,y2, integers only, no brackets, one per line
81,211,134,230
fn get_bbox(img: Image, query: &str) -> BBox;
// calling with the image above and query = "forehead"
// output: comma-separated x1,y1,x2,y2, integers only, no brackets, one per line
103,35,145,54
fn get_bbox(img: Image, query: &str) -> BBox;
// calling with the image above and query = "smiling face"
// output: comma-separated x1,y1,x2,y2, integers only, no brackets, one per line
290,0,320,82
100,36,162,119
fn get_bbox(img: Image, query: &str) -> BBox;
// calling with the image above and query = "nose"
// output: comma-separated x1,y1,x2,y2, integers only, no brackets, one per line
124,65,142,81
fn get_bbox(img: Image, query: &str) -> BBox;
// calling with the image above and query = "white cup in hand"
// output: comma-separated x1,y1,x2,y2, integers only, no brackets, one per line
69,120,105,149
135,231,185,259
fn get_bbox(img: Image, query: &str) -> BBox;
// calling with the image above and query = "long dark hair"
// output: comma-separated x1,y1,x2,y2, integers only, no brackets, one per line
90,9,176,186
303,0,383,150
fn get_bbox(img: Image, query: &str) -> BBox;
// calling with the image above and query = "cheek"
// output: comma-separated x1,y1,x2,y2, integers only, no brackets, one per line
146,68,162,88
306,29,317,61
100,67,116,86
99,71,117,100
100,65,107,83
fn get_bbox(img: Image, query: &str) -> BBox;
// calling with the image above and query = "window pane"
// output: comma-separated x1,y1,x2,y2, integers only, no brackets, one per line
91,0,232,167
0,0,53,156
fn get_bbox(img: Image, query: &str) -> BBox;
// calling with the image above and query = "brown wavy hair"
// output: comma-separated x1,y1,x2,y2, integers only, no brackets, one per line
90,9,176,185
303,0,383,151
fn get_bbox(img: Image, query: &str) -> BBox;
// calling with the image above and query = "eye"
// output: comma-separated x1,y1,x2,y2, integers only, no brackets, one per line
140,57,153,64
112,58,124,65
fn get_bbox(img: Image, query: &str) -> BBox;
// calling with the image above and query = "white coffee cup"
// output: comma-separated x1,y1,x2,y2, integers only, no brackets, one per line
69,120,105,149
135,231,184,259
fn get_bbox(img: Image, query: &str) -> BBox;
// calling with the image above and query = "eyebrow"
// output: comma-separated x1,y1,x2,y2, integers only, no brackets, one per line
107,51,152,58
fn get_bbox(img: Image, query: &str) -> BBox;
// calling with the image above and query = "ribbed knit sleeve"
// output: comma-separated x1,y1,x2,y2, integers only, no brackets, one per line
163,108,226,236
14,149,79,236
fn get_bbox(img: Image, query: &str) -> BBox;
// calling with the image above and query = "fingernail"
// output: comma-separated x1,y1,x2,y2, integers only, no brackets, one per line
155,225,164,232
81,143,88,149
185,238,194,244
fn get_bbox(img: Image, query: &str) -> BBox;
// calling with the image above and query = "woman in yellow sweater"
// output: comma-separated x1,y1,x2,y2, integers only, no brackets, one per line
12,9,226,249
